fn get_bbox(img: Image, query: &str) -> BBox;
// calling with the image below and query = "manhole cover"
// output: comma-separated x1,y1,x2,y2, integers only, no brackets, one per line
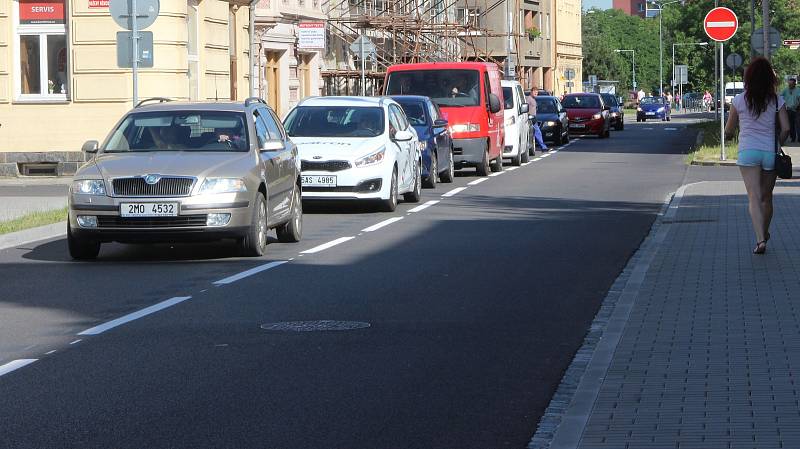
260,320,371,332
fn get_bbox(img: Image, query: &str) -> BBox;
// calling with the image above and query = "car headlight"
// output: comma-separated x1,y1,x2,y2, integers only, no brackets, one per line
197,178,247,195
416,141,428,152
611,112,619,117
544,121,557,127
657,107,665,112
592,113,602,120
72,179,106,195
637,107,642,112
450,123,480,133
355,147,386,168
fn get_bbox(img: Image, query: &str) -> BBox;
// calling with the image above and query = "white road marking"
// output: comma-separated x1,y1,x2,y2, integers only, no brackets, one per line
409,200,440,212
468,178,488,186
362,217,404,232
489,172,505,177
199,289,208,293
0,359,37,377
533,157,543,161
301,236,355,254
45,350,57,355
665,127,678,131
78,296,192,336
506,166,519,171
540,153,551,158
442,186,468,196
69,339,82,345
550,150,559,154
643,127,654,130
213,261,288,285
522,162,532,166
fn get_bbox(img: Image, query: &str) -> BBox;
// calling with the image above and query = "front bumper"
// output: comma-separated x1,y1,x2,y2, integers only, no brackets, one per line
452,137,487,166
568,119,604,135
638,111,665,120
300,166,389,200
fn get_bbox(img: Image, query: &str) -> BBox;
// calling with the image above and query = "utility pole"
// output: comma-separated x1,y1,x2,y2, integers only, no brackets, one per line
762,0,770,58
750,0,756,58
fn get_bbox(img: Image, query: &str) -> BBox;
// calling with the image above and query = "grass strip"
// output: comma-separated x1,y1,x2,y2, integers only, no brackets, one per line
0,207,67,235
686,120,738,164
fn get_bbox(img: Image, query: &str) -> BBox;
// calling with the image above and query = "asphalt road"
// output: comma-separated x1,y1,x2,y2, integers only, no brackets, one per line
0,117,699,449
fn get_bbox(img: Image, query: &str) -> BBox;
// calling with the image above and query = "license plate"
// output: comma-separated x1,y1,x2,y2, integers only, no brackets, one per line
302,175,337,187
120,202,179,217
646,112,656,116
570,123,585,129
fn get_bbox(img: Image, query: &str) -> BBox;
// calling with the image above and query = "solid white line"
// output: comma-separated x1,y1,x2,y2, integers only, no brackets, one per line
522,161,532,166
69,339,82,345
442,186,468,196
409,200,440,212
707,21,735,27
550,150,559,154
540,153,551,158
0,359,38,377
468,178,488,185
362,217,404,232
77,296,192,336
533,157,543,161
506,166,519,171
213,261,288,285
45,350,57,355
300,236,355,254
489,172,504,177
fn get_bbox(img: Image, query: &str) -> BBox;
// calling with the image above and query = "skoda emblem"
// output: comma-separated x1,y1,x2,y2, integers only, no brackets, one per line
313,156,323,160
144,174,161,185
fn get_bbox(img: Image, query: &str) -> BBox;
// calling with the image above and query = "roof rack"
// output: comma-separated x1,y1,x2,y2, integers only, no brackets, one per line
244,97,267,107
135,97,173,108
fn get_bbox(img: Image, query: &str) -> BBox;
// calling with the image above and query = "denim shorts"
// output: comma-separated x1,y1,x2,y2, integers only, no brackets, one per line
737,149,775,171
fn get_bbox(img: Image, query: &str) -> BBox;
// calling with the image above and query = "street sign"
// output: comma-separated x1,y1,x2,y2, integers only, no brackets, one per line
704,7,738,42
564,68,575,81
674,65,688,85
349,36,376,58
565,81,574,88
117,31,153,68
726,53,743,71
751,27,782,56
109,0,159,30
588,75,597,86
298,22,325,50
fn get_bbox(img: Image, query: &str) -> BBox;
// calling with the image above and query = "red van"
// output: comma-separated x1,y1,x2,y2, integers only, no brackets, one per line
384,62,505,176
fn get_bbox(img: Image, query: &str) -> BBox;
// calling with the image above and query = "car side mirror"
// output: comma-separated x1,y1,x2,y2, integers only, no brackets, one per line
603,105,611,111
261,140,285,152
82,140,99,154
520,103,529,114
393,130,414,142
488,93,502,114
433,118,448,127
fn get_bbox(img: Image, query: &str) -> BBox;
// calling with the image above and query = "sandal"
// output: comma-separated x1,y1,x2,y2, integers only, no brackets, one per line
753,240,767,255
765,232,771,242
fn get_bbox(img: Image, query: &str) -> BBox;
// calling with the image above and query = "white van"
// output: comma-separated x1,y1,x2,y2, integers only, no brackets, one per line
724,82,744,105
500,80,531,166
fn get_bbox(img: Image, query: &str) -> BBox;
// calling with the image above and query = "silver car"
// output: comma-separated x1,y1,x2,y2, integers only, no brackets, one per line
68,97,302,259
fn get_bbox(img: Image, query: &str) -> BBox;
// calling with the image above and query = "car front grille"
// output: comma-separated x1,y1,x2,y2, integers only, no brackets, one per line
112,177,194,197
571,117,590,123
301,160,351,172
97,215,208,228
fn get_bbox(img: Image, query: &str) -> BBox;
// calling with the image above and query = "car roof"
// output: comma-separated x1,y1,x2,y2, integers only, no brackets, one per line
535,96,559,100
133,101,250,113
387,62,499,72
297,96,390,108
564,92,601,97
390,95,430,103
500,80,521,87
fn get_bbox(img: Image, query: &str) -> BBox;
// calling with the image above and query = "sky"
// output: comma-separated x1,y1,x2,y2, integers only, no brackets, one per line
583,0,612,10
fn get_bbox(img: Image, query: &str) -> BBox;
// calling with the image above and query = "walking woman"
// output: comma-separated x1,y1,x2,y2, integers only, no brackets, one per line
725,57,790,254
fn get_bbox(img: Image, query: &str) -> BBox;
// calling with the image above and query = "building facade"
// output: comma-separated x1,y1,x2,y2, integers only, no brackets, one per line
552,0,583,95
253,0,325,118
0,0,252,176
612,0,645,17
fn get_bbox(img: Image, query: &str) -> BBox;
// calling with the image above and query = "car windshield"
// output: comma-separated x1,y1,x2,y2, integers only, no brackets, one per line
562,95,600,109
385,70,481,107
284,106,385,138
535,98,557,113
502,87,514,109
601,94,618,106
726,88,744,95
103,111,249,152
640,97,665,105
396,101,428,126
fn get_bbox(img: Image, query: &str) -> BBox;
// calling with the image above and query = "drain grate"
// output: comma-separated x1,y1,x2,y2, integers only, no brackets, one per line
260,320,371,332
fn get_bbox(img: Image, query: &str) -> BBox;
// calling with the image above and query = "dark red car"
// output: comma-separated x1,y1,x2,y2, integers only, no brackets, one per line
562,93,611,138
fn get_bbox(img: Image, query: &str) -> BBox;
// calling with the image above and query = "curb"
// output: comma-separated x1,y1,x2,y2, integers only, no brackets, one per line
688,130,738,166
0,221,66,252
527,183,702,449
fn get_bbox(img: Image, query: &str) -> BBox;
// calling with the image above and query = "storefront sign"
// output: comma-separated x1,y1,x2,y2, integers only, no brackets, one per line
298,22,325,50
88,0,109,8
19,0,65,24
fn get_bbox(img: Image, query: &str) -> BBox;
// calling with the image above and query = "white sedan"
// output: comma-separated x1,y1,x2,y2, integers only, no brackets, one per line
283,96,422,212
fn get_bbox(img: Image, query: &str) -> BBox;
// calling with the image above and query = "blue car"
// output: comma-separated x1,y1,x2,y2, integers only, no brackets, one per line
392,95,455,187
637,96,671,122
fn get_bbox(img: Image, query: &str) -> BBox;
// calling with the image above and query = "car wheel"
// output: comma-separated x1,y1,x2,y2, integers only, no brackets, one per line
563,128,570,143
491,152,503,172
276,187,302,243
423,152,437,188
511,149,522,166
440,147,455,183
380,168,398,212
476,149,490,177
67,223,100,260
403,160,422,203
521,145,530,163
667,115,671,121
240,194,267,257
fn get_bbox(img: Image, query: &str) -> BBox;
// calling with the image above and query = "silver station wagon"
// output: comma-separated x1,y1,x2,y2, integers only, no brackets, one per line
68,97,302,259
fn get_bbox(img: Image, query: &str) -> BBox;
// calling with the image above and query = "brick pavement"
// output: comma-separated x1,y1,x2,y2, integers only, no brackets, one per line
536,179,800,449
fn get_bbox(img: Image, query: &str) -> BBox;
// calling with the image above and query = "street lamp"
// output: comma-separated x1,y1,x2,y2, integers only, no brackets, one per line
648,0,682,97
614,49,636,93
671,42,709,108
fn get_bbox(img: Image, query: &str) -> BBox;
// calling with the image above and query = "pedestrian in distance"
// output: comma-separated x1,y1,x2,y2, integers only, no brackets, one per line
780,77,800,142
703,90,713,112
637,88,646,105
526,87,548,151
725,57,790,254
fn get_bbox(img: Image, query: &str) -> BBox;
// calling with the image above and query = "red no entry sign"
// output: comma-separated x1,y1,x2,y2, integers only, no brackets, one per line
704,7,738,42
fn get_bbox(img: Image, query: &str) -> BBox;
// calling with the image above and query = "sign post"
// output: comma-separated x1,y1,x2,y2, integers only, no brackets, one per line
109,0,159,107
704,7,738,162
349,36,375,96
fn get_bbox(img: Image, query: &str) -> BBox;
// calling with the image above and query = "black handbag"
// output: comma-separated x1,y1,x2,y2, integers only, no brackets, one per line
775,100,792,179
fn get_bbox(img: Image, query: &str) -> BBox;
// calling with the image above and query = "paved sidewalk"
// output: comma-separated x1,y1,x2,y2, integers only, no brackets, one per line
536,179,800,449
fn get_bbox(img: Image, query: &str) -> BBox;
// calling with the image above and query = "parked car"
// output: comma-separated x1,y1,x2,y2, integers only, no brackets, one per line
68,97,303,259
384,61,505,176
637,96,671,122
391,95,455,188
500,80,531,166
283,96,421,212
534,95,569,144
562,93,611,138
600,93,624,131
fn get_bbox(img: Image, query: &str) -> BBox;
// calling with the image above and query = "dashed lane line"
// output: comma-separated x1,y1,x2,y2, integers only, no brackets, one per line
533,157,543,161
0,359,38,377
489,172,505,177
69,339,82,345
78,296,192,336
408,200,440,212
213,261,288,285
362,217,404,232
442,186,468,197
468,178,488,186
300,236,355,254
506,166,519,171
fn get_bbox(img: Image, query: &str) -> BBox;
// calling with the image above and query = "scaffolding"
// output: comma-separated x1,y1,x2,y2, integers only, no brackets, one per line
321,0,518,95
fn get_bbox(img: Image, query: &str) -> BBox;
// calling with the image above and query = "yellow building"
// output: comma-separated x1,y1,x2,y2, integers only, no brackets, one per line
0,0,253,176
552,0,583,95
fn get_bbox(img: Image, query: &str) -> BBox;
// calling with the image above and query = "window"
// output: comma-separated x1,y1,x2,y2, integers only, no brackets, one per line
456,8,480,27
103,112,249,152
259,107,284,140
254,112,270,147
284,106,385,138
15,0,68,100
638,3,645,12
